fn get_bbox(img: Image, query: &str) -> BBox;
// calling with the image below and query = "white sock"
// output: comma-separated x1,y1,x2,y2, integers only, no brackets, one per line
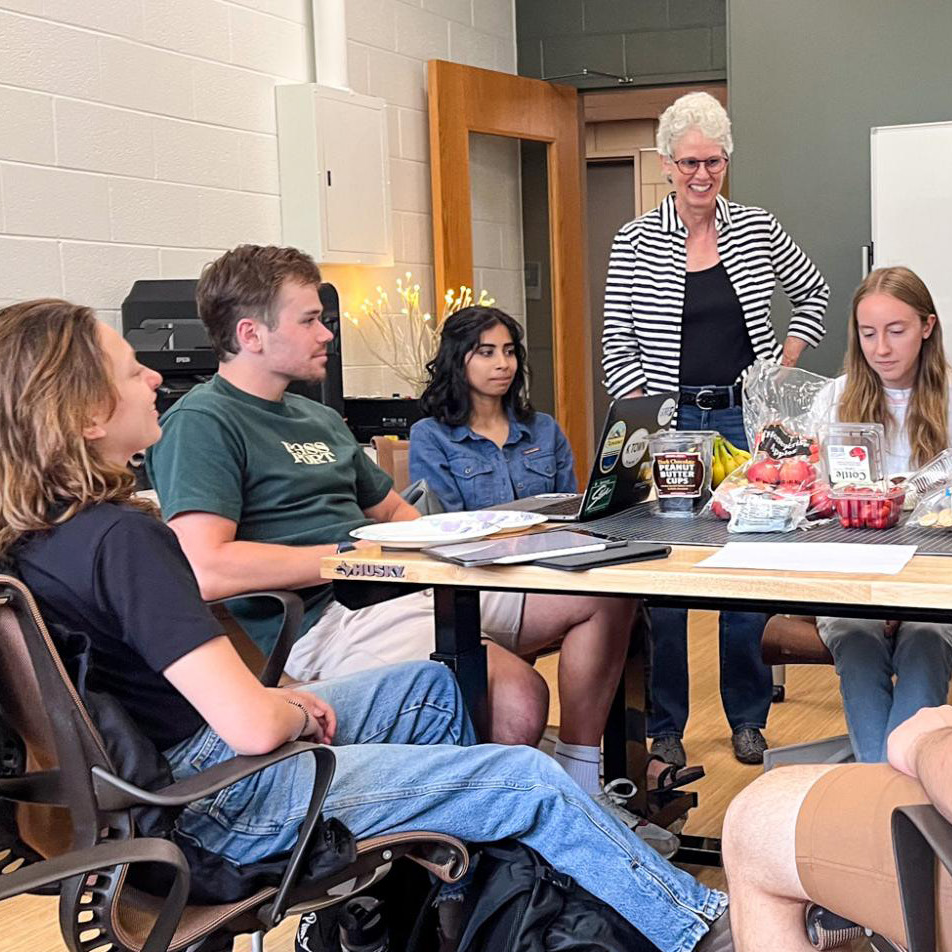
554,740,600,795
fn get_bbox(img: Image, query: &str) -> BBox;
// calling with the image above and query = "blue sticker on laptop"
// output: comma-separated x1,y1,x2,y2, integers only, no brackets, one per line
599,421,627,473
584,476,617,514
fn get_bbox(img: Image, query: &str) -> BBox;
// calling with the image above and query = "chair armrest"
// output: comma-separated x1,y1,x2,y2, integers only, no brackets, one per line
91,741,333,811
92,742,339,931
209,589,304,687
0,769,63,804
0,837,189,952
892,802,952,952
258,741,338,928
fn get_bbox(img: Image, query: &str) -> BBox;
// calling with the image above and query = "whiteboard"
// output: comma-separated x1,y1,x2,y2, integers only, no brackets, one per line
871,120,952,360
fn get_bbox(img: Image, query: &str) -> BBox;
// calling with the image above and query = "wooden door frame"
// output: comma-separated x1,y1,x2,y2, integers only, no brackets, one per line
427,59,592,478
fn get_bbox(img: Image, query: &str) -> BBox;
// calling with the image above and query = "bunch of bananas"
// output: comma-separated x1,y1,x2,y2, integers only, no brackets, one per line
711,434,752,487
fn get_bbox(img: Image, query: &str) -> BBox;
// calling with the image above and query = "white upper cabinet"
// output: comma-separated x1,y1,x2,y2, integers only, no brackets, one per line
276,84,393,265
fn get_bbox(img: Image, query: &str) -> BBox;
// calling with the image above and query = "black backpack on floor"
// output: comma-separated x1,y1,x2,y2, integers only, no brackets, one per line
455,841,661,952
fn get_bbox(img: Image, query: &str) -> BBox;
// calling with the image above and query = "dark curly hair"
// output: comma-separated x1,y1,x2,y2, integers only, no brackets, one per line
419,306,534,426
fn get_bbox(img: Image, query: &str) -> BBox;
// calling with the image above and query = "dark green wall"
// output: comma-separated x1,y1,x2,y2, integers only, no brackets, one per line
517,0,725,86
728,0,952,377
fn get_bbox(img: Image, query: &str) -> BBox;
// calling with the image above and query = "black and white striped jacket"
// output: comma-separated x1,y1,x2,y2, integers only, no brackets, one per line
601,194,830,396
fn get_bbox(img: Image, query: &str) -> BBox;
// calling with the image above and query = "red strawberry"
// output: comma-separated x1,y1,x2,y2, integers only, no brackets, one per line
849,447,867,461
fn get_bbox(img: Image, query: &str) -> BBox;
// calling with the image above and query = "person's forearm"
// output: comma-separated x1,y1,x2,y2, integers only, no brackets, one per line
913,726,952,823
227,688,308,755
190,538,336,601
780,335,808,367
388,499,419,521
164,639,313,755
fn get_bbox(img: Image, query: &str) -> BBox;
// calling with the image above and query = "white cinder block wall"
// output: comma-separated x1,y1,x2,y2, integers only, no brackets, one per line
0,0,522,398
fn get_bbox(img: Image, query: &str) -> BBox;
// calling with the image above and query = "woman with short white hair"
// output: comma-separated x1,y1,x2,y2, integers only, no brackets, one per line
601,91,831,768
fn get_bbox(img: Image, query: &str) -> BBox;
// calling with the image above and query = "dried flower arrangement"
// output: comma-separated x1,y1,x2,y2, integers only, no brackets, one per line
345,272,495,396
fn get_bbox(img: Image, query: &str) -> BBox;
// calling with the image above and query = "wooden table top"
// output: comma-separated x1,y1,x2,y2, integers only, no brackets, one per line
321,544,952,612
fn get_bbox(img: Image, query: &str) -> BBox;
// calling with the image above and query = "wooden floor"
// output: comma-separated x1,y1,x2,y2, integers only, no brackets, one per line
3,610,848,951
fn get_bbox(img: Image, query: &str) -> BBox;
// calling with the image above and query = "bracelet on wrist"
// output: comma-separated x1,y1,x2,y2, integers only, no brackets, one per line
284,697,311,739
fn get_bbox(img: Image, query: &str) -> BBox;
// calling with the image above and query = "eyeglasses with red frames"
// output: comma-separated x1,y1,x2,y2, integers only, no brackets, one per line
672,155,729,175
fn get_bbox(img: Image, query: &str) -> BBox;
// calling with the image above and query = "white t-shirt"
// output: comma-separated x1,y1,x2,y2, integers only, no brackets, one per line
815,375,952,476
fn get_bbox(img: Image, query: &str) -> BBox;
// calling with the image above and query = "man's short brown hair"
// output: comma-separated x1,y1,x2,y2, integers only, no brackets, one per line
196,244,322,360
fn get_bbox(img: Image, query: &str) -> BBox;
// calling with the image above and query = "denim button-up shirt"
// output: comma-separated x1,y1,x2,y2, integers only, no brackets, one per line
409,412,577,512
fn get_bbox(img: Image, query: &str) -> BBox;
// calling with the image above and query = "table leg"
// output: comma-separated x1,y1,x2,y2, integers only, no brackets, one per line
604,654,648,803
603,610,720,865
430,586,489,740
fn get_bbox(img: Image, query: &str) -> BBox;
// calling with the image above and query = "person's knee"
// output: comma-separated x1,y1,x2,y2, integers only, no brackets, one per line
722,776,764,876
725,765,833,902
413,658,458,686
829,628,891,672
487,652,549,746
600,595,639,636
895,625,952,673
723,768,800,874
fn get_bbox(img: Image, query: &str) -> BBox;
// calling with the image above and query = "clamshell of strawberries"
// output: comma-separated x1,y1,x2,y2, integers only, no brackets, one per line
705,362,834,531
830,485,905,529
819,421,906,530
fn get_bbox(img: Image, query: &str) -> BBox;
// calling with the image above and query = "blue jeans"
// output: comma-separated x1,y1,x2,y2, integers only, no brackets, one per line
648,403,772,739
165,661,725,952
818,617,952,762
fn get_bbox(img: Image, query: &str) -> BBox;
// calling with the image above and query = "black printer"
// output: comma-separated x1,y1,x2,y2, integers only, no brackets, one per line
121,279,344,416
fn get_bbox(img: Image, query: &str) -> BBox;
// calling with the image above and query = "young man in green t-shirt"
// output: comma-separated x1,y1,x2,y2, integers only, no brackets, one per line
146,245,549,749
148,246,676,849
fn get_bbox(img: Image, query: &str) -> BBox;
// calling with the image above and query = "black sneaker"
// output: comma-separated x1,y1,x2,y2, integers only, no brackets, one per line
731,727,768,764
650,735,687,768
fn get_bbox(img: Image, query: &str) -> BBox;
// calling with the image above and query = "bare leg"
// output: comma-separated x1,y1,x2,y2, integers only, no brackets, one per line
722,764,838,951
485,640,549,746
519,594,636,746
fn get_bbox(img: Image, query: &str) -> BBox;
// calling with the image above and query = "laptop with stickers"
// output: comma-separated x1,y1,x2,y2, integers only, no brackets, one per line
493,392,679,522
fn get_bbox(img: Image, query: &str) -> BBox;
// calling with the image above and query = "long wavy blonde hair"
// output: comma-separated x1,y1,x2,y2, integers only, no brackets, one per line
0,299,152,558
838,267,948,468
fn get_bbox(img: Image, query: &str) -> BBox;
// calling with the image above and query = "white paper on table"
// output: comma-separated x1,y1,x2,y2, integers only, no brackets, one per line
694,542,918,575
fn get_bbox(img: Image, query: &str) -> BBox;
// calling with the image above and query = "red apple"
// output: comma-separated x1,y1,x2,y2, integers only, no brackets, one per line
711,499,730,520
778,459,815,486
747,460,781,484
808,484,835,519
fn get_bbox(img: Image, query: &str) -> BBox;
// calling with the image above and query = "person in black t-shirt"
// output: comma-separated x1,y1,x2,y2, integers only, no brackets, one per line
0,299,731,951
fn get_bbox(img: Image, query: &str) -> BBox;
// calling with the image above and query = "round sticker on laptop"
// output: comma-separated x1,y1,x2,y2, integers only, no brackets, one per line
599,421,626,473
657,398,678,428
621,428,649,468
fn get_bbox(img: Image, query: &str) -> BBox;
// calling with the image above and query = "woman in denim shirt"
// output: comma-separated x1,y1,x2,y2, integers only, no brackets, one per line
410,308,577,511
409,308,703,855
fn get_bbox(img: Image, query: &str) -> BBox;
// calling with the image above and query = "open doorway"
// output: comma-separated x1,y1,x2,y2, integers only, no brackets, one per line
587,158,635,428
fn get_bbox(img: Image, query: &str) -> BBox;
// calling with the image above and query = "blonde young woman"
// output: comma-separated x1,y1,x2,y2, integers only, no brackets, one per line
816,266,952,762
0,300,732,952
719,271,952,952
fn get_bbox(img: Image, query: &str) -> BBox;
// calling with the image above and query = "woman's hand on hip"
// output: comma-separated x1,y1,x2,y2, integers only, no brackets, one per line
780,336,808,367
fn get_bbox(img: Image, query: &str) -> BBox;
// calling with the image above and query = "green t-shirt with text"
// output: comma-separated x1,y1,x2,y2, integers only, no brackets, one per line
146,375,393,651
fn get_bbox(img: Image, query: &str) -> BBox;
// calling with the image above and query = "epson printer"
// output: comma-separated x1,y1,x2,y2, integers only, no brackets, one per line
121,279,344,415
